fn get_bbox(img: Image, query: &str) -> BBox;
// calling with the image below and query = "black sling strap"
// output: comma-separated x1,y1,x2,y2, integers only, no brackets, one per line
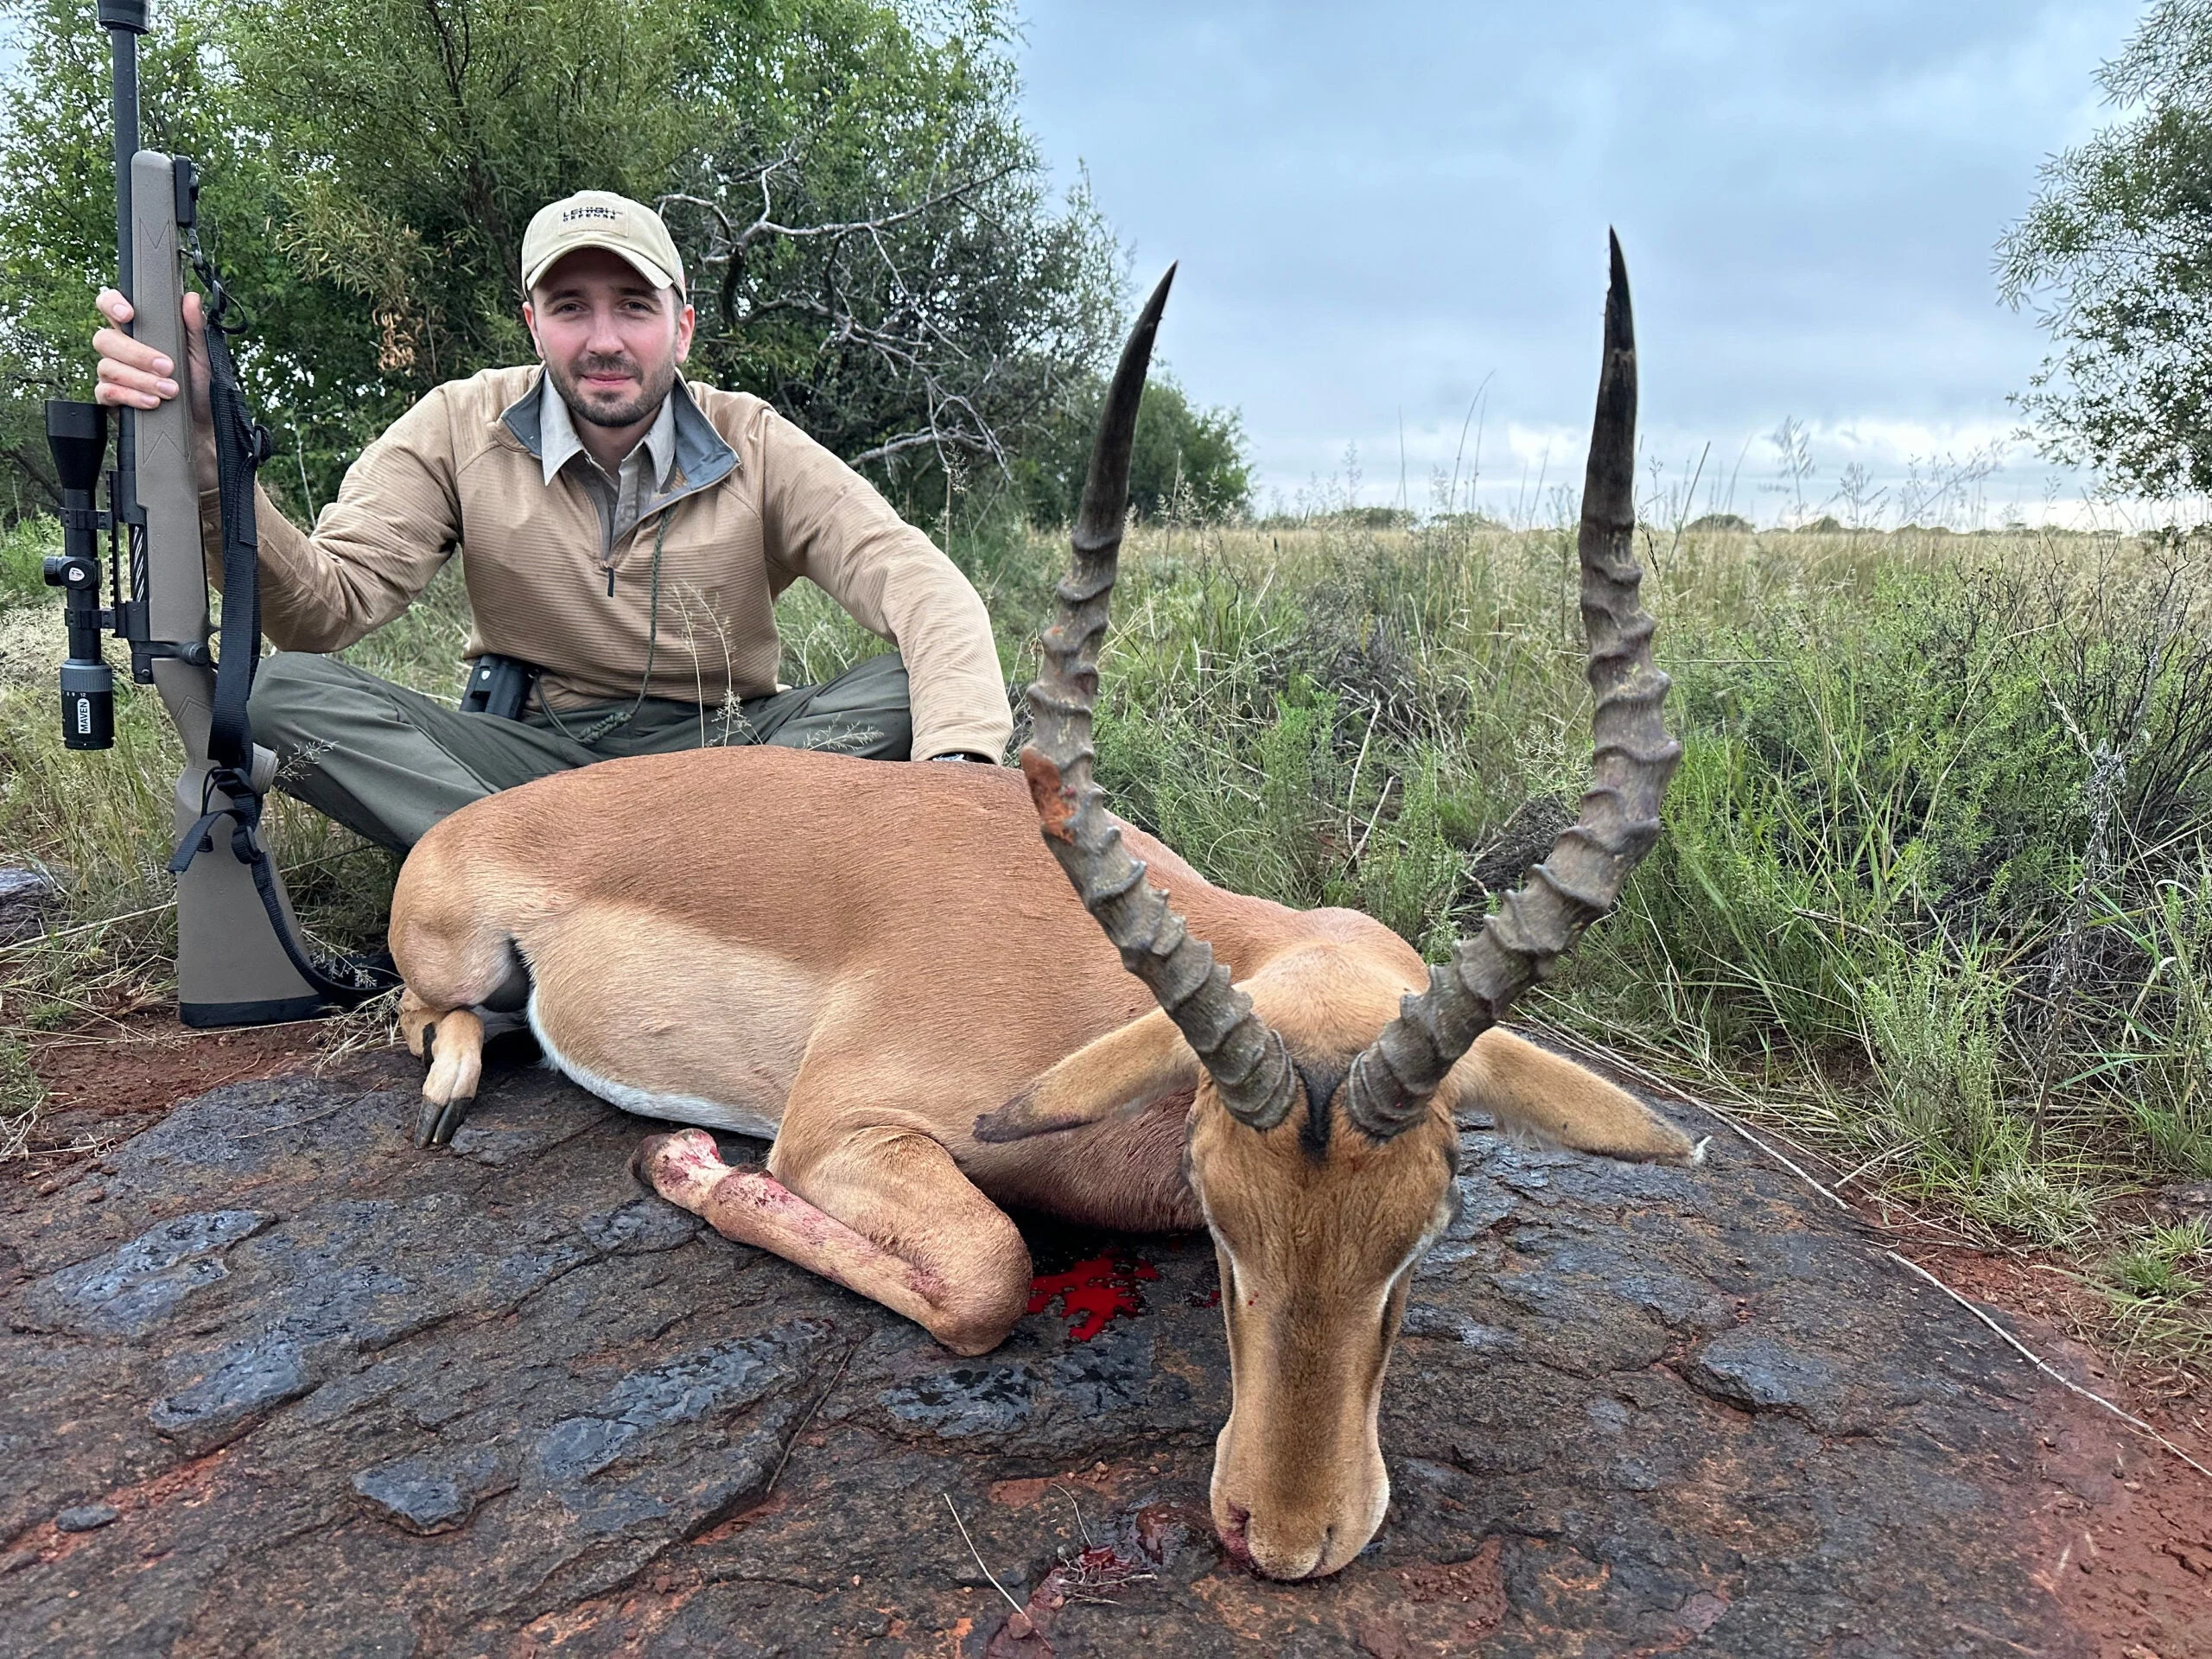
199,270,261,775
165,227,397,1007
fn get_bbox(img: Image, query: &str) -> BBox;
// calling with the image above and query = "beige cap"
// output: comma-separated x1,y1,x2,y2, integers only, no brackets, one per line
521,190,686,294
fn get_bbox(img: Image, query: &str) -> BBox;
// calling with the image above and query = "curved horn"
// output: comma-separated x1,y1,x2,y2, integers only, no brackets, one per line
1020,266,1297,1131
1344,232,1681,1141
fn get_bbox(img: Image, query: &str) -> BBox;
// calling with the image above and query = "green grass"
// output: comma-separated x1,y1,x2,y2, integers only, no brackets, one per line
2106,1217,2212,1364
0,516,51,606
4,510,2212,1362
2112,1218,2209,1301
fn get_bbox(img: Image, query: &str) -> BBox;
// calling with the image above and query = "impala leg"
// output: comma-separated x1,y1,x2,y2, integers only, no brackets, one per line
415,1008,486,1149
634,1126,1033,1357
400,985,439,1058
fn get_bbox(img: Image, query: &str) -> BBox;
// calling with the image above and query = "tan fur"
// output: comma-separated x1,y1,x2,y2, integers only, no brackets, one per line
975,1009,1198,1141
634,1126,1025,1355
391,744,1694,1578
1193,1090,1458,1578
1454,1027,1691,1160
416,1005,484,1109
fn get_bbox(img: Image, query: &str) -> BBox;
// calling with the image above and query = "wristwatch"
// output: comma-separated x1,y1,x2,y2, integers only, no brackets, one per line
930,751,995,764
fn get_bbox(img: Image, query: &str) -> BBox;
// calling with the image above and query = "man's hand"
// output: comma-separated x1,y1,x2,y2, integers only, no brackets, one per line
92,287,219,495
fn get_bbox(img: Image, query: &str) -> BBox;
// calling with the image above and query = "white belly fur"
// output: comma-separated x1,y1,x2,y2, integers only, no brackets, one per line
526,990,783,1142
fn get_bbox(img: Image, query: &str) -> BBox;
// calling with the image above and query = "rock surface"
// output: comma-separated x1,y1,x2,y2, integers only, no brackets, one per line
0,1047,2151,1656
0,865,60,946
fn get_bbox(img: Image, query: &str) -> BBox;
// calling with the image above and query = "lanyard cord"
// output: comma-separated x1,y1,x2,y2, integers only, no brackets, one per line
540,507,672,747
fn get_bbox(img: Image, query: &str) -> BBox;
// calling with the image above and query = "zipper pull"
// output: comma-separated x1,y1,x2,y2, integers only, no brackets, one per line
605,565,616,598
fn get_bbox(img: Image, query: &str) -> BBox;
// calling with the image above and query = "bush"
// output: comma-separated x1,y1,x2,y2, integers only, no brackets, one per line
1019,374,1251,525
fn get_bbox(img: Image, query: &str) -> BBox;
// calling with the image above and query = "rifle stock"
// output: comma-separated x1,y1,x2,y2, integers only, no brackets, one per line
127,151,323,1026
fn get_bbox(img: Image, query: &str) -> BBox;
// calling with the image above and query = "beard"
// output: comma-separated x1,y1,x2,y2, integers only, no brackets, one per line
547,348,678,431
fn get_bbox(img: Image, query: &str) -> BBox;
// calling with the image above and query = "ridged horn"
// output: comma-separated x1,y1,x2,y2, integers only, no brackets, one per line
1344,232,1681,1141
1020,265,1297,1132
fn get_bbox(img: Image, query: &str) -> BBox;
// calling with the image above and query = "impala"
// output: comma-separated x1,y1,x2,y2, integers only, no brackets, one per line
390,239,1692,1580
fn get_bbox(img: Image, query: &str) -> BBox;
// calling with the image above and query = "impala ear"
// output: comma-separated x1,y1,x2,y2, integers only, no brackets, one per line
974,1008,1201,1142
1454,1029,1700,1164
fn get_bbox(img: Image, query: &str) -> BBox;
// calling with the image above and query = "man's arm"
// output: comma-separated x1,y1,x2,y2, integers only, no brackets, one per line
756,408,1014,762
94,288,456,654
194,397,461,653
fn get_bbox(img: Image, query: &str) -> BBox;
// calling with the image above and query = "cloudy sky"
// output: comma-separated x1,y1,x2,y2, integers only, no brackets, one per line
1015,1,2145,526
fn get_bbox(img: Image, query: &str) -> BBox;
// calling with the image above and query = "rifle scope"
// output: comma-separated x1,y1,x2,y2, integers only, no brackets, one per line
41,3,149,754
43,399,116,751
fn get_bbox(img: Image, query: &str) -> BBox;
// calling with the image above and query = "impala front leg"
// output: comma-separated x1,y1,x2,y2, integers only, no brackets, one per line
410,1003,486,1149
634,1127,1032,1356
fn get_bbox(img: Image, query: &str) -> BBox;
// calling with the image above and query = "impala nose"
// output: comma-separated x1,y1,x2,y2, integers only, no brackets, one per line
1218,1503,1252,1567
1214,1495,1345,1580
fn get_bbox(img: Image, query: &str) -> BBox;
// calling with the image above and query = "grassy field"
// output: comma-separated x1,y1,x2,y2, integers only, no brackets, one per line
3,512,2210,1359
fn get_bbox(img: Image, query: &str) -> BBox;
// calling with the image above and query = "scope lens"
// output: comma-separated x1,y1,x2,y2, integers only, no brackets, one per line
59,660,115,751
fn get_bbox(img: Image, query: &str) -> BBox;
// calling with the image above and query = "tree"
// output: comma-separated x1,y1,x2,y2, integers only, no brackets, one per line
668,1,1127,510
0,0,1125,519
1019,373,1252,525
0,0,308,512
1999,1,2212,496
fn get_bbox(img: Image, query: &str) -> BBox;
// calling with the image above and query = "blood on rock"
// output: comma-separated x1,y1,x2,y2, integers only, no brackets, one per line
1027,1253,1160,1341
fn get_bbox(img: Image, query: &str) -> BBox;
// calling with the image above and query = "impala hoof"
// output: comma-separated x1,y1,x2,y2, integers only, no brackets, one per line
415,1091,474,1149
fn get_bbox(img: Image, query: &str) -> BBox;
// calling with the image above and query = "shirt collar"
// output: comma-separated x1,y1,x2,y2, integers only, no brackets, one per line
536,374,679,491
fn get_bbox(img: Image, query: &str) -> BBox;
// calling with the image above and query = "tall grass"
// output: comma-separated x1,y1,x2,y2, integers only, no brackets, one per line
6,515,2212,1288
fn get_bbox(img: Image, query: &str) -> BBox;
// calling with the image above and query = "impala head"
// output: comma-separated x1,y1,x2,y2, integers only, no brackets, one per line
1183,954,1462,1580
1012,242,1686,1579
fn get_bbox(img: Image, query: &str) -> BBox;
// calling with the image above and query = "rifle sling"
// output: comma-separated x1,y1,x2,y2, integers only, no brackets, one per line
201,311,258,774
167,280,397,1008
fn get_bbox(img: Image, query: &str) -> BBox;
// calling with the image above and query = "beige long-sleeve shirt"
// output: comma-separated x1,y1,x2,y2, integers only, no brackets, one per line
201,366,1013,761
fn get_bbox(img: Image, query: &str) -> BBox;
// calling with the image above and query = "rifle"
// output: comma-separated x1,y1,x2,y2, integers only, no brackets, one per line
43,1,394,1027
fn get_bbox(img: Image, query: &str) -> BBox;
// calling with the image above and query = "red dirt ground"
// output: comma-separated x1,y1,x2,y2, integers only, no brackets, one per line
9,1015,2212,1655
8,1009,327,1190
1893,1242,2212,1659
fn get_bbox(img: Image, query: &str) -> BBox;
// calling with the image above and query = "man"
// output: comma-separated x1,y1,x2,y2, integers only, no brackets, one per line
92,189,1011,851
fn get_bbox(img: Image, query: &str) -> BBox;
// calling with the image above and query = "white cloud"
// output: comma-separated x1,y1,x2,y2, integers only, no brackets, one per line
1017,0,2152,523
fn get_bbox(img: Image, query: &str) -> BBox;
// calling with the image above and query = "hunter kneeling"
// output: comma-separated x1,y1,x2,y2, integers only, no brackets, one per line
91,189,1010,851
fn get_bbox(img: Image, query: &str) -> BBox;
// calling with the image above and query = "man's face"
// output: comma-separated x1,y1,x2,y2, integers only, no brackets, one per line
524,247,696,431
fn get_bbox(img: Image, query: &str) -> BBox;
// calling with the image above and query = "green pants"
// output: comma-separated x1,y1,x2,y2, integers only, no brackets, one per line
249,651,917,851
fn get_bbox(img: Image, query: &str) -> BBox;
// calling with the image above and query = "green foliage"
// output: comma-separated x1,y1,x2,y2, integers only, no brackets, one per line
1319,506,1417,531
0,1035,41,1150
0,0,1126,516
823,520,2212,1250
0,516,54,603
0,0,294,507
1251,679,1335,902
1019,374,1252,525
1353,755,1461,960
680,1,1125,518
232,0,715,359
2104,1216,2212,1360
1569,536,2212,1238
1998,0,2212,494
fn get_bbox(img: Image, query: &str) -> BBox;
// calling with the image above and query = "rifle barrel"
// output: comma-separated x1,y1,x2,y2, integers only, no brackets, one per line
98,3,144,298
97,1,149,636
